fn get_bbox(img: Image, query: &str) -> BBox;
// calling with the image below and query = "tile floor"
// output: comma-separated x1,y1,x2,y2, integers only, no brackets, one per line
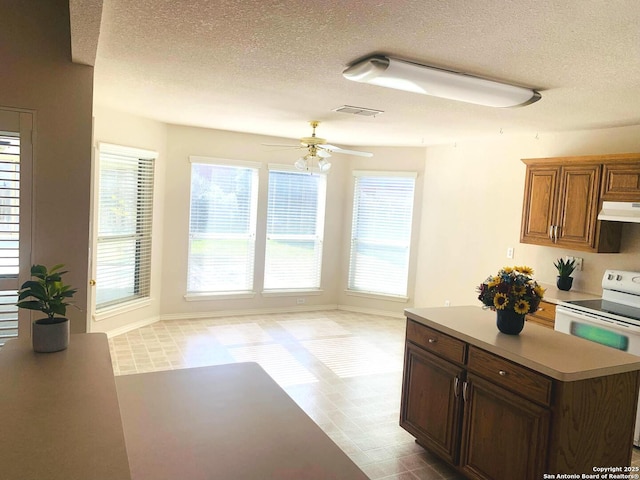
109,309,640,479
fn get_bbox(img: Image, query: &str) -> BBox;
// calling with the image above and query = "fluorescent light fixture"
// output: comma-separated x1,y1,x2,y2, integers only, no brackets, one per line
343,56,541,108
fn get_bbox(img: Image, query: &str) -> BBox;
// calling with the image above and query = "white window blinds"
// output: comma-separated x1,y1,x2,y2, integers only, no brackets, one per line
0,134,20,344
264,168,326,290
187,160,259,293
96,144,155,309
348,172,416,297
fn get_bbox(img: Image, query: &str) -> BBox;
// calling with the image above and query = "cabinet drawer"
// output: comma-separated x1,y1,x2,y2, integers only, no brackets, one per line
527,301,556,329
467,346,552,406
406,320,466,364
533,301,556,321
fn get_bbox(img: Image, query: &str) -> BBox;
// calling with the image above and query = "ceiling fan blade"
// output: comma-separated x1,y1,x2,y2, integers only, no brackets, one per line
320,144,373,157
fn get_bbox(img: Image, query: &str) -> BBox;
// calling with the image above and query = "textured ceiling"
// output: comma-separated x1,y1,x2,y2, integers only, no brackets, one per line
79,0,640,147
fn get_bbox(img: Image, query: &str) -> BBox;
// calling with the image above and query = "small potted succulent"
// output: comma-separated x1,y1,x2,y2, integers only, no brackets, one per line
554,258,576,291
17,264,77,352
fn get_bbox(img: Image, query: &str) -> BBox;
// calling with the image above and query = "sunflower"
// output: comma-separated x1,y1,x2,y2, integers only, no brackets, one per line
514,299,530,314
487,276,500,288
502,266,514,273
534,285,546,298
513,284,526,296
516,266,534,275
493,293,508,310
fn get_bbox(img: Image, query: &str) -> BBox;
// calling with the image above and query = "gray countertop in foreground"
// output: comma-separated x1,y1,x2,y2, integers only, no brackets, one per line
405,306,640,382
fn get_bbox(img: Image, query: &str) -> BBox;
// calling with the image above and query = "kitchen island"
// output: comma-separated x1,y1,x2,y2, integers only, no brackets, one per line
402,306,640,480
0,334,367,480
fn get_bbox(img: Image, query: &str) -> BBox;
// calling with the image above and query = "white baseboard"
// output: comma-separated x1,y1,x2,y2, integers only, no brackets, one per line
159,304,339,322
104,315,160,338
336,304,405,319
104,304,403,336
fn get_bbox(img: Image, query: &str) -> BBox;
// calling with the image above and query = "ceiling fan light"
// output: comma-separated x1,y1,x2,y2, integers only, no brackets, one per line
318,159,332,171
343,55,541,108
294,157,308,171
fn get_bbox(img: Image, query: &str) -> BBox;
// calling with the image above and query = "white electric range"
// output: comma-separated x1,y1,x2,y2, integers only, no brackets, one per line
555,270,640,446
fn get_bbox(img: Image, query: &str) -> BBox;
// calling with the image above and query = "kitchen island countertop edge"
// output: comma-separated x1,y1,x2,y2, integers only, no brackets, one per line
404,306,640,381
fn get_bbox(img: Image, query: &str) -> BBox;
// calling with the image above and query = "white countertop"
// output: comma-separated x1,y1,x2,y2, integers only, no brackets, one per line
537,283,600,304
0,334,131,480
405,306,640,382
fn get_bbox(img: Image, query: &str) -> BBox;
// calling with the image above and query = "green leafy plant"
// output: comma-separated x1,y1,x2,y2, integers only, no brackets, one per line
554,258,576,277
17,264,78,324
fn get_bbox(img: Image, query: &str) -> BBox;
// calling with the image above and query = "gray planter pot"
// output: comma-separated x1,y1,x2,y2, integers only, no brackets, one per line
32,318,69,353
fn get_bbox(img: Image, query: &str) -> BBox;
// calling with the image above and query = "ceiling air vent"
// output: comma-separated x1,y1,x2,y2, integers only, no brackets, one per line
332,105,384,117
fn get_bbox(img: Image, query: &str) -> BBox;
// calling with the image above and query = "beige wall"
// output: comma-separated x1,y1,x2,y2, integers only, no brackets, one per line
88,112,639,333
415,125,640,309
0,0,93,334
159,126,424,319
337,146,426,317
90,107,167,334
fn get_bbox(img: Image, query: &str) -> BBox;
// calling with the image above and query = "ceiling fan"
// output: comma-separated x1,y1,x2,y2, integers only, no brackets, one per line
263,121,373,172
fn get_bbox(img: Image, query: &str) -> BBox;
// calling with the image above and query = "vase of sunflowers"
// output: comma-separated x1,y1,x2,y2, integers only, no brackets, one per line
477,266,545,335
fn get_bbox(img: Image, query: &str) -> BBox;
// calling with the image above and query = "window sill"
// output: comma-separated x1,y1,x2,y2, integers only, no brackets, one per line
184,291,256,302
93,298,152,322
344,290,409,303
261,289,324,298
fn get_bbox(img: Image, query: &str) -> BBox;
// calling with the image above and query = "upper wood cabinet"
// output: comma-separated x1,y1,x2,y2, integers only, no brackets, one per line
601,160,640,201
519,154,640,253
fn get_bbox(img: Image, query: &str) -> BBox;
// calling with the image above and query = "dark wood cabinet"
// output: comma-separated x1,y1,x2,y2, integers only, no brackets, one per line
401,321,551,480
459,374,549,480
401,343,464,463
400,312,640,480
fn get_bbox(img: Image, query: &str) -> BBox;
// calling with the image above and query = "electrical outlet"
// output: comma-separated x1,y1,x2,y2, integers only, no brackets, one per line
445,300,450,307
296,298,306,305
565,256,583,271
506,247,514,259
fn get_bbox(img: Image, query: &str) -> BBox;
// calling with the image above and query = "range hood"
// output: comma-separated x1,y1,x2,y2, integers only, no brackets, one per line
598,201,640,223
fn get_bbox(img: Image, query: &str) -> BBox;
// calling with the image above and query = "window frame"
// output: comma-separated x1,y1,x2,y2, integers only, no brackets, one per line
185,156,261,298
93,142,156,315
347,170,417,300
262,164,327,293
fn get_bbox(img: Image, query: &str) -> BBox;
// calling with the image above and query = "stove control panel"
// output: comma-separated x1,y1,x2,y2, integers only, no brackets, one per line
602,270,640,296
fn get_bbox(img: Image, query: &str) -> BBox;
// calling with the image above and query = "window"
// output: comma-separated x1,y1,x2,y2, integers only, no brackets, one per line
187,158,259,293
95,144,155,310
0,133,21,344
348,171,416,297
264,167,326,290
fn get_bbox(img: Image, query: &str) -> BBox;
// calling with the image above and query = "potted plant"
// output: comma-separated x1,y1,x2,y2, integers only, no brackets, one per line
17,264,78,352
477,265,545,335
554,258,576,291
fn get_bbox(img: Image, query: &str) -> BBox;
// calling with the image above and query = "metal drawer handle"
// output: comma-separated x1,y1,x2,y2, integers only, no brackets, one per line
498,370,507,376
428,338,437,343
463,381,469,402
454,376,460,398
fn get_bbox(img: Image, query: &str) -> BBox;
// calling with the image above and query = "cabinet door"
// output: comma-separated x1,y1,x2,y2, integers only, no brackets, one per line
555,164,601,249
459,374,549,480
601,162,640,201
400,343,464,464
520,165,559,246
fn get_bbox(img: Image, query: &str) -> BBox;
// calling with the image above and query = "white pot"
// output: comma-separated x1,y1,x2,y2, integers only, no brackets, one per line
32,318,69,353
